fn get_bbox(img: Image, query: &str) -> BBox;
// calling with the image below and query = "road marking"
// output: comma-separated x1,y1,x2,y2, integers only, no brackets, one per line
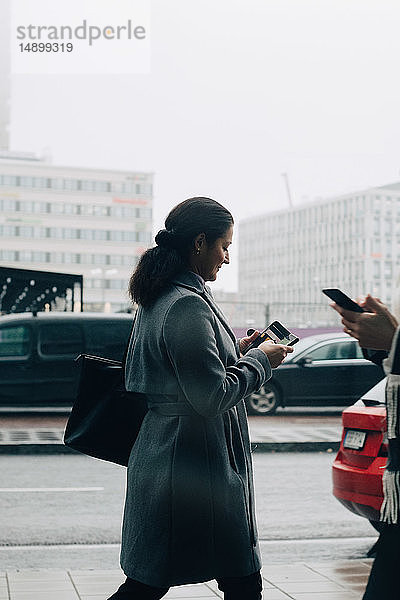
0,487,104,492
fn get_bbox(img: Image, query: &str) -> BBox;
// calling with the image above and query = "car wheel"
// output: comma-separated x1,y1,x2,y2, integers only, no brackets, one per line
246,382,281,416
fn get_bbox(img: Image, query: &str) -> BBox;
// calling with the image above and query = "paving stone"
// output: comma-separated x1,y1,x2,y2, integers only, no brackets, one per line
9,591,78,600
7,570,70,581
8,580,75,592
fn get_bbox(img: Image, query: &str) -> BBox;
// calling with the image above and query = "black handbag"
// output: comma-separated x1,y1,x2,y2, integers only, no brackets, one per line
64,350,148,466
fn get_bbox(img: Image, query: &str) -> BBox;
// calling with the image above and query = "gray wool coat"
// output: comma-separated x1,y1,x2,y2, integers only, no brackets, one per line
120,270,272,588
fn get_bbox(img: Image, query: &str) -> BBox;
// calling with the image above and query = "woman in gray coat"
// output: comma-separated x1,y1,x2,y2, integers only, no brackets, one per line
108,197,293,600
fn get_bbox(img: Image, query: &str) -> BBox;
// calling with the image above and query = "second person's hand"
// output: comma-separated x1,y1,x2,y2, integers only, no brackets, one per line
259,341,294,368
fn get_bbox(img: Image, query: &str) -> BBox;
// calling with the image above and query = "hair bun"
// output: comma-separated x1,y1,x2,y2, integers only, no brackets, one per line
155,229,178,249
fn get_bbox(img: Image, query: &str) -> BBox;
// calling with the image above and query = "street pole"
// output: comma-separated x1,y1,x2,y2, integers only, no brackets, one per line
265,303,270,326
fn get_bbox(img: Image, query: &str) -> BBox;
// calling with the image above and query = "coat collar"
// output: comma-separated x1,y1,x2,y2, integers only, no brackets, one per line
172,270,238,350
172,270,206,294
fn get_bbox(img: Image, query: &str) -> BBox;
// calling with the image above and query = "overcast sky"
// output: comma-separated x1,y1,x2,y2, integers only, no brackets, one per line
9,0,400,291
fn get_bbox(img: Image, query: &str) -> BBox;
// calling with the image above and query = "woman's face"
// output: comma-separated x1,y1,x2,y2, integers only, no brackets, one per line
193,224,233,282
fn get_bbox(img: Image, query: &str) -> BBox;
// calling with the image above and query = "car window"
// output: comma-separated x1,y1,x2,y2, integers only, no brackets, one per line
0,325,31,357
305,340,358,361
39,323,84,356
84,321,132,360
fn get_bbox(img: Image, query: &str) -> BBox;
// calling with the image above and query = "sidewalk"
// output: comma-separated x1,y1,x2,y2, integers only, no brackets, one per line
0,413,342,454
0,560,372,599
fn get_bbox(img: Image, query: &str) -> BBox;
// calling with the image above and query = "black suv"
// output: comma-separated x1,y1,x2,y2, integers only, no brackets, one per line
0,312,133,408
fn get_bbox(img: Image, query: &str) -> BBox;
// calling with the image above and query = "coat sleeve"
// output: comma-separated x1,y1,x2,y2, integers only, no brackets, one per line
162,294,272,417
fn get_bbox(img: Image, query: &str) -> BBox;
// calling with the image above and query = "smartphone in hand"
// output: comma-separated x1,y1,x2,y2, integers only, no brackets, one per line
322,288,365,313
245,320,299,353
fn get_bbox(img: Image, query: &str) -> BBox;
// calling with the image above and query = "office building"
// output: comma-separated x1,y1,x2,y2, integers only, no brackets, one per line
0,152,153,312
239,183,400,327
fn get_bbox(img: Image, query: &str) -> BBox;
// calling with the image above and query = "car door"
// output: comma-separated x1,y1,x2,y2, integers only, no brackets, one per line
0,322,36,406
35,321,85,406
291,339,365,404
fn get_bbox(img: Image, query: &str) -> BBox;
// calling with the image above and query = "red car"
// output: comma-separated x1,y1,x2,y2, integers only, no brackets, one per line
332,377,387,528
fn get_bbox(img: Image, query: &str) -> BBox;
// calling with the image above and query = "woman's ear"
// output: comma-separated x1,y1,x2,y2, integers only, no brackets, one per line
193,232,206,253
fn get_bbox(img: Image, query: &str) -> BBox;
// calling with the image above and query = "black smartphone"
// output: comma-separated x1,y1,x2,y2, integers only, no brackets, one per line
322,288,365,313
245,320,299,352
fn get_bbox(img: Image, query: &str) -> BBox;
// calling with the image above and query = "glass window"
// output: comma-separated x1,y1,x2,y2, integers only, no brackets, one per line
93,230,107,240
0,326,31,357
81,229,93,240
94,254,107,265
19,226,34,237
384,262,393,278
64,179,79,191
64,204,78,215
20,176,34,187
20,250,32,261
63,228,76,239
305,340,358,361
81,180,95,192
81,205,93,216
94,181,109,193
85,321,131,360
93,205,108,216
1,175,18,186
51,178,64,190
4,225,16,236
33,177,47,188
112,206,123,218
49,227,63,239
110,255,122,265
20,201,34,212
38,324,84,356
33,202,46,213
2,199,16,211
32,251,46,262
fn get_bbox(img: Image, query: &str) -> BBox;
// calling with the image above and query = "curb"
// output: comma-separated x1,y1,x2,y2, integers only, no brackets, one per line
0,441,340,455
251,441,340,453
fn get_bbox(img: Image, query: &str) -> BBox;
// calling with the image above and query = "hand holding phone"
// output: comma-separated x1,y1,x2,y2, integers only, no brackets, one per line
245,320,299,353
322,288,365,313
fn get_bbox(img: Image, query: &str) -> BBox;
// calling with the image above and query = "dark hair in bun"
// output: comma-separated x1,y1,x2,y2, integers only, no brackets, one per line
128,197,233,306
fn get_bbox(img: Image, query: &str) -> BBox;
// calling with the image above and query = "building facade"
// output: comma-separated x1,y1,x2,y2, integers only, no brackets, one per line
0,152,153,312
239,183,400,327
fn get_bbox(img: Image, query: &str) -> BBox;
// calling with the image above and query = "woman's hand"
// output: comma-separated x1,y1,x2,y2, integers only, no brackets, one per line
258,341,294,368
239,330,261,355
331,294,398,350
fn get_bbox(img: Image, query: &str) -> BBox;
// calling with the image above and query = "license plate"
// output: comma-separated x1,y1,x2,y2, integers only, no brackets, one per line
344,429,366,450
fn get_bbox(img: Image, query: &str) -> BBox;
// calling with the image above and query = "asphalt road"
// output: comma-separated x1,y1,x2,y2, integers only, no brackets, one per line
0,452,376,569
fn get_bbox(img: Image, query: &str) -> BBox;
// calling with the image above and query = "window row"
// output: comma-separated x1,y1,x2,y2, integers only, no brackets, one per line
85,278,128,290
0,198,152,219
0,175,152,195
0,225,152,243
0,249,139,267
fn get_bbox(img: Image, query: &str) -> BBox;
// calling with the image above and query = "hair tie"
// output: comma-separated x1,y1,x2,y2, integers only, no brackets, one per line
155,229,180,250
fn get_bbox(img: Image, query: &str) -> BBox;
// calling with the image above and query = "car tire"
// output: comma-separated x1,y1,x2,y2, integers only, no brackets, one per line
246,382,281,416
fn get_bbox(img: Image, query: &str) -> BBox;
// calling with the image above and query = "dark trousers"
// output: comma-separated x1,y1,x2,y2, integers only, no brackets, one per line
363,524,400,600
107,571,262,600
